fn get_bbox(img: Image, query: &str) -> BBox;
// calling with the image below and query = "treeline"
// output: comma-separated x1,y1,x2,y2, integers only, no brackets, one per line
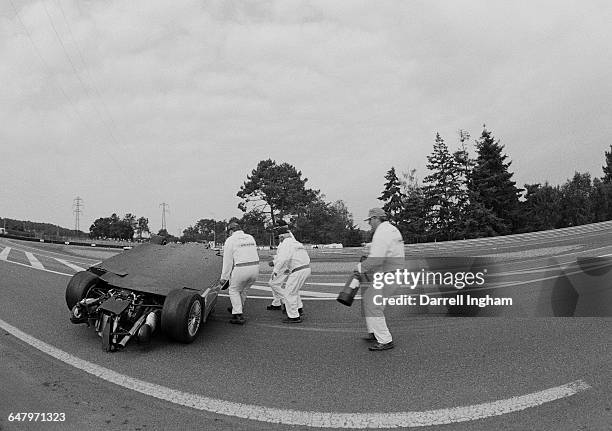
13,128,610,247
181,159,363,246
0,217,84,239
379,126,612,243
89,214,150,241
519,173,612,232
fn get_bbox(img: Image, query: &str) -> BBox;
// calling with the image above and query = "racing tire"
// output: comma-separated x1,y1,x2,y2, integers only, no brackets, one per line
66,271,99,310
102,316,113,352
161,289,204,343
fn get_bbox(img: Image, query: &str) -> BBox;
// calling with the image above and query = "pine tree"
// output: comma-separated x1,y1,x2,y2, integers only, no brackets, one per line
452,130,475,238
460,195,506,238
423,133,462,240
400,168,428,243
595,146,612,220
379,167,406,224
468,127,521,235
602,145,612,183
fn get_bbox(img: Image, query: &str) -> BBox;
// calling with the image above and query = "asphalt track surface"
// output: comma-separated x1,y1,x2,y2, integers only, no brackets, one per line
0,223,611,431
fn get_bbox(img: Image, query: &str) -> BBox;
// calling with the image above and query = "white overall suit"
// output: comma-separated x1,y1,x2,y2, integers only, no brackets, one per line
268,271,285,307
360,221,405,344
271,234,311,318
221,230,260,315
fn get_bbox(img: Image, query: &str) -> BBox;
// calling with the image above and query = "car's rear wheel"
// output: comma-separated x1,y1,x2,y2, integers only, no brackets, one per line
66,271,99,310
161,289,204,343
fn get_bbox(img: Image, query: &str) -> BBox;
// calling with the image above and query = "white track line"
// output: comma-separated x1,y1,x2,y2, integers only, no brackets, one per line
54,258,86,272
3,239,103,264
218,293,336,301
0,317,591,428
0,252,609,304
250,284,336,298
25,252,44,270
0,258,75,277
0,259,335,301
0,247,10,260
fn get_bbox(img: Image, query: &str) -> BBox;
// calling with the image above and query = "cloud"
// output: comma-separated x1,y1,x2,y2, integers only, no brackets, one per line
1,0,611,233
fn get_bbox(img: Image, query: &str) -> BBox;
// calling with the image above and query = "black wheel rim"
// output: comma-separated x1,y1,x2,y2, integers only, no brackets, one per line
187,300,202,337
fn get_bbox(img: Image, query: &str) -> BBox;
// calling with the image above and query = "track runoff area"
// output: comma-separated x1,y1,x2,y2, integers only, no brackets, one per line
0,222,611,430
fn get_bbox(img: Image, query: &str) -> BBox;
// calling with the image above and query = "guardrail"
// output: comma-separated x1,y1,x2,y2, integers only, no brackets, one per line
406,220,612,250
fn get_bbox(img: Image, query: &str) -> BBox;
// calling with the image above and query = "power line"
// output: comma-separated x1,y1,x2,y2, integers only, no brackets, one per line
42,1,90,100
9,0,129,181
46,0,131,158
10,0,146,189
41,1,133,175
52,0,122,134
9,0,78,117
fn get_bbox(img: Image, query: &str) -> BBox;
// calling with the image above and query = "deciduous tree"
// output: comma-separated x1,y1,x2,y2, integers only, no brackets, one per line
519,183,562,231
136,217,149,239
237,159,319,227
559,172,593,227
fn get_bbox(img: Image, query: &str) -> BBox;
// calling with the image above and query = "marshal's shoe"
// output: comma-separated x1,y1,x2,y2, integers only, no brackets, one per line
282,316,302,324
280,307,303,315
229,314,246,325
266,304,282,310
368,341,394,351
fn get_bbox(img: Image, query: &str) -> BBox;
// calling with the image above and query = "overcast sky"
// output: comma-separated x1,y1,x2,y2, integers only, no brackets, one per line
1,0,611,235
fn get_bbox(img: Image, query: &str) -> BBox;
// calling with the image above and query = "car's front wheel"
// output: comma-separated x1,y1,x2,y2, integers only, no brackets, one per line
161,289,204,343
66,271,99,310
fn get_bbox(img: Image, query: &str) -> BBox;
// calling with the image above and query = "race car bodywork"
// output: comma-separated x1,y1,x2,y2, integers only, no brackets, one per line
65,242,223,351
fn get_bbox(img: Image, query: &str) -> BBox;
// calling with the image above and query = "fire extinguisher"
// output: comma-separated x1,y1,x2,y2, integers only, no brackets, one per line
337,256,368,307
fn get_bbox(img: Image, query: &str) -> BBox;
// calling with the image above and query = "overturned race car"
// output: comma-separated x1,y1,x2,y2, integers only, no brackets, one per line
65,241,223,352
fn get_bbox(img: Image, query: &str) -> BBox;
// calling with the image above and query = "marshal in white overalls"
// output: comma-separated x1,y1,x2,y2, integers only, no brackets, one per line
271,233,311,318
221,230,260,315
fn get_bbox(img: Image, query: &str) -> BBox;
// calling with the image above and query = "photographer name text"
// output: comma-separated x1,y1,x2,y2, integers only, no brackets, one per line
373,294,512,308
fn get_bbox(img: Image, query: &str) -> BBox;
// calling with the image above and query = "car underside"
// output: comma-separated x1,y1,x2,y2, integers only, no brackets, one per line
65,242,223,352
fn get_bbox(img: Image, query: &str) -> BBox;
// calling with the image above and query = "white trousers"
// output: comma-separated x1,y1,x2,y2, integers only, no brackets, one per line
281,268,310,318
364,317,392,344
362,285,393,344
228,265,259,314
268,272,286,306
